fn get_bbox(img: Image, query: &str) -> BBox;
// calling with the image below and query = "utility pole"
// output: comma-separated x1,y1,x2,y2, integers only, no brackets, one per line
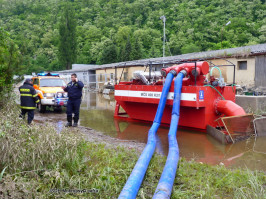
221,21,231,49
160,15,166,67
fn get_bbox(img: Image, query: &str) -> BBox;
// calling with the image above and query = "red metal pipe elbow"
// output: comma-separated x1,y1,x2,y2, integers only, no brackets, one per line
161,61,209,77
217,100,246,116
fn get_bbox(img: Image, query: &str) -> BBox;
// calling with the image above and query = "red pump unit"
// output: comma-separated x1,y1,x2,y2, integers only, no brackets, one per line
114,61,246,130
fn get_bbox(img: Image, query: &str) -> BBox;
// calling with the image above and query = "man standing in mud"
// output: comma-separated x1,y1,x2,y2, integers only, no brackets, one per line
62,73,84,127
19,78,40,124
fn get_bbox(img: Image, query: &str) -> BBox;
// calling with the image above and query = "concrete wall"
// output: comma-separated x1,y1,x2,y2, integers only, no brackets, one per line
236,95,266,113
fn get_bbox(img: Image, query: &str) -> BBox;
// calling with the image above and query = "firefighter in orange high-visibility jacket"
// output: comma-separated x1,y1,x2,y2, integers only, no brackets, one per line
19,78,40,124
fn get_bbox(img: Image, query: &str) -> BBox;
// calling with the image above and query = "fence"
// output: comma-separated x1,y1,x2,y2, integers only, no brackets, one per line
59,72,115,92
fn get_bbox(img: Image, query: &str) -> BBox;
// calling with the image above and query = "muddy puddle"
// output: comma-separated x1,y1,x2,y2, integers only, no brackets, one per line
35,91,266,172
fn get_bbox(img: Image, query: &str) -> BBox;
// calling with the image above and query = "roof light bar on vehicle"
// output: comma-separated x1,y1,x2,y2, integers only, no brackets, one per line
37,73,59,77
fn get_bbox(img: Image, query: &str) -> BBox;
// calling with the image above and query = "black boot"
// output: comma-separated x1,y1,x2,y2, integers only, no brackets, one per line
65,116,72,127
73,117,79,127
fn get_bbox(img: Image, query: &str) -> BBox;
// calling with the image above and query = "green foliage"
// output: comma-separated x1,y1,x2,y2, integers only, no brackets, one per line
58,2,77,70
130,37,142,60
181,43,201,54
0,0,265,73
121,36,132,62
0,28,23,107
100,41,118,64
0,28,21,89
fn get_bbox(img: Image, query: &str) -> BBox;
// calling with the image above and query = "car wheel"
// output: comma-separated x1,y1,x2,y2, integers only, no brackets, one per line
38,100,46,113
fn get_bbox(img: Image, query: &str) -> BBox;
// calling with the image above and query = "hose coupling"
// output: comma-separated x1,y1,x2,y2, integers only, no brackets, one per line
180,70,187,77
161,70,167,77
169,70,177,76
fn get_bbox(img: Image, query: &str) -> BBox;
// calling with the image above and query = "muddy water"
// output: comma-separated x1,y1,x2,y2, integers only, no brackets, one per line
37,91,266,172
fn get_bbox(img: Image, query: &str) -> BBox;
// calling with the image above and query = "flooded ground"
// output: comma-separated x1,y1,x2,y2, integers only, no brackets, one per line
35,91,266,172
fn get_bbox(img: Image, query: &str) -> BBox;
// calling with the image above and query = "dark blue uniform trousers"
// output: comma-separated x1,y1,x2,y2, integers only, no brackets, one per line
20,109,34,124
66,98,81,123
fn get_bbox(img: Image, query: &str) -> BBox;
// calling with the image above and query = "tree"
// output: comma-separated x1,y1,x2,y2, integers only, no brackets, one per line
100,42,118,64
58,2,77,70
1,0,266,72
130,37,142,60
121,36,132,62
0,28,23,106
181,44,201,54
149,44,161,58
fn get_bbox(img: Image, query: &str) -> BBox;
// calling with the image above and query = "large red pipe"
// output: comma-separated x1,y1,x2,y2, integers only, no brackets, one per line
161,61,209,77
217,100,246,116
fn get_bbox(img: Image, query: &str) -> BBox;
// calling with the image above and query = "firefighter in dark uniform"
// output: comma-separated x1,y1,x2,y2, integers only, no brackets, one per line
62,73,84,127
19,79,39,124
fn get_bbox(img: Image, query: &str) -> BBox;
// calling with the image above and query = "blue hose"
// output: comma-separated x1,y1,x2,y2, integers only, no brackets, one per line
118,72,175,199
153,72,184,199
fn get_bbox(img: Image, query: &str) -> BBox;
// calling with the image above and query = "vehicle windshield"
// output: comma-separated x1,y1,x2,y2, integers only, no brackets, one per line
40,79,66,87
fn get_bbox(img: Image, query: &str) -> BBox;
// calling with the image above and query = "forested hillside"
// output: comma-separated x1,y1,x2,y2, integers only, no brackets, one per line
0,0,265,73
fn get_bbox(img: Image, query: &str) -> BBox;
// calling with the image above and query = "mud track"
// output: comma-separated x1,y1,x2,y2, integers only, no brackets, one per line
34,111,146,153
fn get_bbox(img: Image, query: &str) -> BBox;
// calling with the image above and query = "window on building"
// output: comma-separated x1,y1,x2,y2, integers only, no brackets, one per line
100,74,103,82
238,61,247,70
110,73,114,80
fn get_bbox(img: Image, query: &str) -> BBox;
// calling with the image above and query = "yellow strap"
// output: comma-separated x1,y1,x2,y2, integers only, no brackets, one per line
35,100,40,103
20,106,36,109
33,94,38,97
21,94,33,97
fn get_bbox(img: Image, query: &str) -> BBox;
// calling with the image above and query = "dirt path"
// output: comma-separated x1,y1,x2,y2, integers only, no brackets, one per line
34,111,146,153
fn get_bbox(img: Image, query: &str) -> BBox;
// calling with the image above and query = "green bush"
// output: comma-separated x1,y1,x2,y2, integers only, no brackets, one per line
0,28,23,107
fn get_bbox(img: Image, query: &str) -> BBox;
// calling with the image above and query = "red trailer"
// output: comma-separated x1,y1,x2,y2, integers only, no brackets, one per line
114,61,254,143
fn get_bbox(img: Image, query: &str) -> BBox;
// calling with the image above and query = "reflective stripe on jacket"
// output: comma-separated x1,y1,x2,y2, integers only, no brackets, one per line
19,82,39,110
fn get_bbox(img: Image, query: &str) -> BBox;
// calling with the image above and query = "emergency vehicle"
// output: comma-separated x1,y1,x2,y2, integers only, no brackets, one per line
32,73,68,112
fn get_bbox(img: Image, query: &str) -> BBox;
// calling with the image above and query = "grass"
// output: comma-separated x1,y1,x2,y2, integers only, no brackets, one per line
0,99,265,199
